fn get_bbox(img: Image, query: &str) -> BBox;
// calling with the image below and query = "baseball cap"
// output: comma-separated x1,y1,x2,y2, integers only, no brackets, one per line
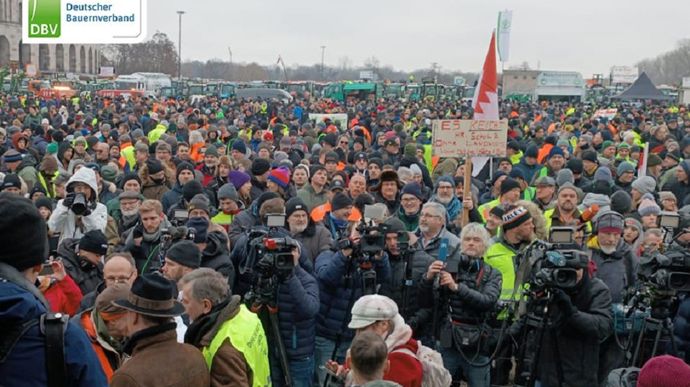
328,179,345,192
348,295,399,329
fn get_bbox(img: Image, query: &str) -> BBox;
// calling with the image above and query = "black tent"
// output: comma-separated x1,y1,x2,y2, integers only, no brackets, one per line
612,72,674,101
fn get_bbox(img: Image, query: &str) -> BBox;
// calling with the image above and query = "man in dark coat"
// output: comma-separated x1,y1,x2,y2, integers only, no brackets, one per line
59,229,108,295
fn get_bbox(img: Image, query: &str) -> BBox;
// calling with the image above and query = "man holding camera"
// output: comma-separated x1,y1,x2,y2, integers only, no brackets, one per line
48,166,108,244
57,229,109,295
122,199,172,274
230,197,320,387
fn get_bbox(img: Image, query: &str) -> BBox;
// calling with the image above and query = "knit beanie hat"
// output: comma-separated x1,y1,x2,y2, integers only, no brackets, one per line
595,210,624,234
166,240,201,269
188,194,211,215
383,217,405,234
78,230,108,256
403,143,417,158
647,154,663,168
638,193,661,217
35,197,54,211
100,165,118,183
593,167,613,184
1,174,21,191
217,183,239,201
120,172,142,190
500,178,521,196
146,158,164,175
286,197,309,218
616,161,636,177
268,167,291,189
681,160,690,177
228,170,251,191
556,168,574,187
547,146,564,159
0,193,48,271
401,182,424,200
638,355,690,387
566,158,584,174
632,176,656,195
251,158,271,176
231,140,247,155
502,206,532,232
610,190,632,215
331,192,354,211
182,180,203,202
176,162,195,182
204,144,219,158
659,191,677,203
525,144,538,158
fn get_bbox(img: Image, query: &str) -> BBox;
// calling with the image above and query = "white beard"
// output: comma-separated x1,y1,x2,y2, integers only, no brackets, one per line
600,244,617,255
290,223,308,234
436,196,451,205
122,208,139,217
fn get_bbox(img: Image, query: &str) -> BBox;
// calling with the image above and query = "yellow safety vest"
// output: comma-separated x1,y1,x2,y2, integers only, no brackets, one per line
120,145,136,171
37,171,58,198
202,305,271,387
148,124,167,143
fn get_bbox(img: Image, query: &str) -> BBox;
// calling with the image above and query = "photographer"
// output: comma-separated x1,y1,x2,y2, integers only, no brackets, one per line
57,229,109,295
230,197,320,386
314,221,392,385
48,166,108,244
122,199,172,274
419,223,501,387
379,217,433,336
589,210,638,382
513,248,612,387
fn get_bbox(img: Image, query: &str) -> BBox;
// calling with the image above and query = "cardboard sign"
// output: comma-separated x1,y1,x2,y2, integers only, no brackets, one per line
593,108,618,120
432,119,508,158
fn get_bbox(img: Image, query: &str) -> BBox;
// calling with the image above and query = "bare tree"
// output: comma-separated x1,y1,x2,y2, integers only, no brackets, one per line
637,39,690,85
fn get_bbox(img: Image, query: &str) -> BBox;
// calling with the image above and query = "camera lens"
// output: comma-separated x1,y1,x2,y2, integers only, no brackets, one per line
70,193,88,215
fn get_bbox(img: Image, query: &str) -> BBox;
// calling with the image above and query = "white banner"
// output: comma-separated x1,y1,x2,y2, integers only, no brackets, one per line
497,10,513,62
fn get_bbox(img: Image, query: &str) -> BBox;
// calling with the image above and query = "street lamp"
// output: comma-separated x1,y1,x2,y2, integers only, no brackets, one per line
177,10,185,80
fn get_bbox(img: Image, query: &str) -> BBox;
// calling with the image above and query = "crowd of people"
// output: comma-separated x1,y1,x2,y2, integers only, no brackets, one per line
2,91,690,387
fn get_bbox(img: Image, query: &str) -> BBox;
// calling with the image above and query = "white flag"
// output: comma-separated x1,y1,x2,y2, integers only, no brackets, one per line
497,10,513,62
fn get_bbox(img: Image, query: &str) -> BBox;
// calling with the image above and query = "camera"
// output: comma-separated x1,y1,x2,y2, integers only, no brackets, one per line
524,230,587,291
161,226,196,242
70,192,88,215
638,249,690,292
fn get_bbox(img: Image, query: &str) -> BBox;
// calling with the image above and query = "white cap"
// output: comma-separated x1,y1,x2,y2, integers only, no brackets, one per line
348,295,399,329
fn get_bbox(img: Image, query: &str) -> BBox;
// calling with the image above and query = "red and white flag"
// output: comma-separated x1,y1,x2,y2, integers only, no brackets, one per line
471,30,499,175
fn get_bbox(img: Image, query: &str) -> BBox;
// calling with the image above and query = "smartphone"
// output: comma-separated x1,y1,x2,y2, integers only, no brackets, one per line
39,263,54,276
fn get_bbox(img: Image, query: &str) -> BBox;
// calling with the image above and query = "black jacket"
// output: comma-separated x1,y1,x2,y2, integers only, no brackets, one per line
57,238,103,295
201,231,235,289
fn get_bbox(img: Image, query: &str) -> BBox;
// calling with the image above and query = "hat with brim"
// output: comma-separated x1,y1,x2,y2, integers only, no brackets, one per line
113,274,185,317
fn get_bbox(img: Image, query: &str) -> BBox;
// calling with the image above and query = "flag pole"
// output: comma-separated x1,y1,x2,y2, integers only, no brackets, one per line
462,154,472,227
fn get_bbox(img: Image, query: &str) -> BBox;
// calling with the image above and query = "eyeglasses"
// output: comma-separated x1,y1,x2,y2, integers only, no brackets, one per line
420,213,441,219
437,185,453,190
401,197,419,203
105,272,135,284
340,140,349,145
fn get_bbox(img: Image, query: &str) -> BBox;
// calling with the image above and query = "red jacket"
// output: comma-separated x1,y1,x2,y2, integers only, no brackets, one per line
385,338,423,387
42,275,83,316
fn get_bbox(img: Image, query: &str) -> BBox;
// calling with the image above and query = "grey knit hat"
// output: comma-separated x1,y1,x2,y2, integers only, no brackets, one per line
631,176,656,195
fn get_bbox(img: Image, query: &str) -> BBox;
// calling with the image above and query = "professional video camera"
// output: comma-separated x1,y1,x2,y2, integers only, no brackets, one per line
524,227,588,292
161,226,196,242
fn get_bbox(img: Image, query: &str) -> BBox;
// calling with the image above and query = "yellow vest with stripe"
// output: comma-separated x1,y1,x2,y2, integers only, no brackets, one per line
509,151,523,165
37,172,58,198
202,305,271,387
543,208,592,236
484,241,518,301
478,198,500,223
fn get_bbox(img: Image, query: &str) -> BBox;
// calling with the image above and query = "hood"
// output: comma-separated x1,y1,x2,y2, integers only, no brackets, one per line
384,314,413,351
0,263,49,322
56,238,81,267
202,231,229,258
67,166,99,200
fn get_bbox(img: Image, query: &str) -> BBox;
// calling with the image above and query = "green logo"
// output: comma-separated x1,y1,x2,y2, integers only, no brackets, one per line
28,0,61,38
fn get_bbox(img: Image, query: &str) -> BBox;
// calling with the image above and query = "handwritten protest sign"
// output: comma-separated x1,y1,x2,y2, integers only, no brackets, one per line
432,119,508,158
592,108,618,120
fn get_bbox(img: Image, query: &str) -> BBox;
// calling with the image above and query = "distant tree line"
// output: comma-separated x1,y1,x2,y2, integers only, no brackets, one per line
103,32,478,84
637,39,690,85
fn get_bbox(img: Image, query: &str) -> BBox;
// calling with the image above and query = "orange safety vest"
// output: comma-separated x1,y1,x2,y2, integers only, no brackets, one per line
311,202,362,223
79,313,115,382
537,143,554,164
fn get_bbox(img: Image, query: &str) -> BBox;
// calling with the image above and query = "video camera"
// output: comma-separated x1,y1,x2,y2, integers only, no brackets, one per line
525,227,588,292
638,249,690,292
240,214,298,281
161,226,196,242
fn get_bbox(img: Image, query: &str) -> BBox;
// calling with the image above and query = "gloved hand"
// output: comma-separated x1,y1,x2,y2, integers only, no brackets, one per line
63,192,76,208
552,289,577,317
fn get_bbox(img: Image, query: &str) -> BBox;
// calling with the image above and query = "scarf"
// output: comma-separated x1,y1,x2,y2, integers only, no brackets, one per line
142,228,161,242
329,213,349,230
444,196,462,222
184,298,230,347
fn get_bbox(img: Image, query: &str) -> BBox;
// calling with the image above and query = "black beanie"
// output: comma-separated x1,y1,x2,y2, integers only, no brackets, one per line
610,190,633,215
182,180,203,202
176,161,195,182
566,158,584,174
78,230,108,256
255,192,280,215
120,172,142,190
331,192,353,211
166,240,201,269
501,206,532,232
0,193,48,271
146,159,164,175
286,197,309,217
500,178,521,196
251,158,271,176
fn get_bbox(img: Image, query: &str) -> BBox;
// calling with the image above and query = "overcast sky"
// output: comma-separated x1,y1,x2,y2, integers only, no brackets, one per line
148,0,689,77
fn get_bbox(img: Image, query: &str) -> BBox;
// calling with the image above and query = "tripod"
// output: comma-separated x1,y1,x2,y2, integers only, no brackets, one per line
628,297,678,368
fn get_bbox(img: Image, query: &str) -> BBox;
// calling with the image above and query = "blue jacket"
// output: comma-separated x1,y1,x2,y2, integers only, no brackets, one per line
231,228,319,360
0,265,107,386
161,183,183,213
315,249,392,341
512,156,542,185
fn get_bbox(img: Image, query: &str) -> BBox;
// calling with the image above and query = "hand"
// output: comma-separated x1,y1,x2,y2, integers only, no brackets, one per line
552,289,576,316
407,232,418,246
426,260,446,280
439,271,459,291
326,360,349,379
292,247,300,267
49,259,66,281
63,192,76,208
462,197,474,210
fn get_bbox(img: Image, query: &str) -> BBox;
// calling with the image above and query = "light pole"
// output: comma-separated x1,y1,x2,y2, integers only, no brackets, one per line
320,45,326,80
177,10,185,80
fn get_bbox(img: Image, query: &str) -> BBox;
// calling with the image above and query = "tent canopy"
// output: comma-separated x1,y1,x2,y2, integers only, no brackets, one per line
612,72,674,101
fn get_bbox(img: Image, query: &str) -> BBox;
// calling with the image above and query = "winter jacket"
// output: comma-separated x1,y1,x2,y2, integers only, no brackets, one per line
589,238,637,304
415,227,462,273
382,315,423,387
41,273,83,316
315,249,392,341
201,231,235,288
673,293,690,363
98,181,120,206
111,323,210,387
297,184,329,212
663,177,690,206
161,183,183,213
379,249,434,330
141,181,169,202
75,309,123,382
512,157,542,185
48,167,108,244
228,204,261,247
230,227,320,360
530,275,613,387
249,177,267,202
396,207,420,232
293,222,333,262
0,262,107,387
57,238,104,295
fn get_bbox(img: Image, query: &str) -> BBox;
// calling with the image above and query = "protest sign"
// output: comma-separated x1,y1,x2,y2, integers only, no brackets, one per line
432,119,508,158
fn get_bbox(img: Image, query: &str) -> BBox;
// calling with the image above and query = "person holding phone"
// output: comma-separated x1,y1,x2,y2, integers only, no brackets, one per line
38,257,83,315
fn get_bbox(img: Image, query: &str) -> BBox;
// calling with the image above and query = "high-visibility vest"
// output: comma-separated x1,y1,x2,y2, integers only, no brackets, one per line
37,171,57,198
484,241,519,301
119,143,136,170
147,124,167,143
202,305,271,387
478,197,500,223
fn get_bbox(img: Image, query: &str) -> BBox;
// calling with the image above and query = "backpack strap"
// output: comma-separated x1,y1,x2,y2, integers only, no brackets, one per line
41,313,68,387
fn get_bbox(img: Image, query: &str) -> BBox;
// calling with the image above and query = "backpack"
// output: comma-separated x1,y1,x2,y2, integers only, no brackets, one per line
606,367,640,387
393,341,452,387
